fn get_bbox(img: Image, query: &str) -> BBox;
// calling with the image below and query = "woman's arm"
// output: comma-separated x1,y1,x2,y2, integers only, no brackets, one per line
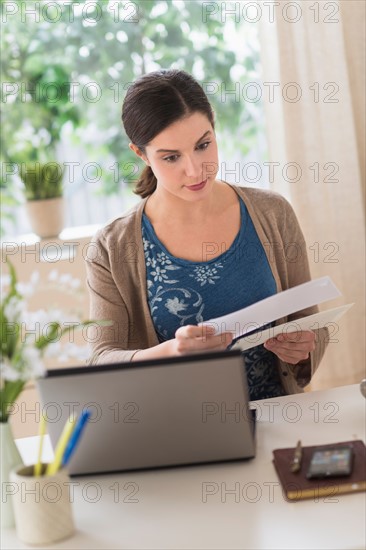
85,233,233,365
132,326,233,361
85,245,138,364
263,195,329,387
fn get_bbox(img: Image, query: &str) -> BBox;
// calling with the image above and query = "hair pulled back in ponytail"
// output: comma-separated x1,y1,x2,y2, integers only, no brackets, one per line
137,165,157,198
121,69,215,198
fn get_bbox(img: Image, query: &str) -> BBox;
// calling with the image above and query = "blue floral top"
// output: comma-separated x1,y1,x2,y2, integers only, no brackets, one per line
141,197,286,400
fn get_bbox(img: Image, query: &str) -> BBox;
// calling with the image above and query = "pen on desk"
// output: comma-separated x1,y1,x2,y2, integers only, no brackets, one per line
34,412,47,477
291,440,302,473
46,414,77,476
61,409,91,468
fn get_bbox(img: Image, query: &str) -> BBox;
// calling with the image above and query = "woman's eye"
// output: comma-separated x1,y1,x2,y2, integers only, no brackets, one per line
162,142,211,163
198,141,211,151
163,155,179,163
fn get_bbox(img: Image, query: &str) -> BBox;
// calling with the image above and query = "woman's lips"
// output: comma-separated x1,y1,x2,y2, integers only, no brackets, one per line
186,179,207,191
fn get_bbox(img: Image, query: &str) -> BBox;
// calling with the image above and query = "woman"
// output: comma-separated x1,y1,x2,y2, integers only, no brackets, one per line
85,69,327,399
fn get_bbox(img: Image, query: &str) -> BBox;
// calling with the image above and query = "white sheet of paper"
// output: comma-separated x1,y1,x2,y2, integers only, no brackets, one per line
230,303,353,352
200,276,341,338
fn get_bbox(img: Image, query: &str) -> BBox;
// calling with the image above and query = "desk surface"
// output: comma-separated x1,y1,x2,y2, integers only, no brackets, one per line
2,384,366,550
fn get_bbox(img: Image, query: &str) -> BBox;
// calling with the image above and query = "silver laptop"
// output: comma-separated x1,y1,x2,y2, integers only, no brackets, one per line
36,349,255,476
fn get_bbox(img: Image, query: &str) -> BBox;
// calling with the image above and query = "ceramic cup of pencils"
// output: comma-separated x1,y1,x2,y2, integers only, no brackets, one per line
9,464,75,545
9,410,90,545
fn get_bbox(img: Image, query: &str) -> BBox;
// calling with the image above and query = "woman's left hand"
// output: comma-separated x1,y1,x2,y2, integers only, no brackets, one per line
264,330,316,365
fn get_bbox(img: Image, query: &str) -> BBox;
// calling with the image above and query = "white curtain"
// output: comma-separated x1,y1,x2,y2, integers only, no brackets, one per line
258,0,365,389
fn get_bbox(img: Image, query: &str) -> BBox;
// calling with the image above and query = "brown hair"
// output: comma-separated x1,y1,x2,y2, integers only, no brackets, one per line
121,69,215,198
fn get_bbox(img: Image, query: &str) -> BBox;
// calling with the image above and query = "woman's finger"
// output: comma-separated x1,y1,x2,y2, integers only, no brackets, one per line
275,330,316,344
175,326,233,353
264,331,315,364
275,349,310,364
265,343,310,364
175,324,215,340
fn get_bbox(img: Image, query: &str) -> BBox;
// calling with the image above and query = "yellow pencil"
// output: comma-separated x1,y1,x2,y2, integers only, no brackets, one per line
46,414,77,476
34,412,47,477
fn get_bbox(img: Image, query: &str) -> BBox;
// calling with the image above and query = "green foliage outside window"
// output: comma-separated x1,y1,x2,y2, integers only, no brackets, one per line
1,0,264,232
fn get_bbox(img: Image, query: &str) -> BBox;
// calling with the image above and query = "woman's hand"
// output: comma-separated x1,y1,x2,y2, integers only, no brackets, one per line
131,326,233,361
264,330,316,365
173,325,233,355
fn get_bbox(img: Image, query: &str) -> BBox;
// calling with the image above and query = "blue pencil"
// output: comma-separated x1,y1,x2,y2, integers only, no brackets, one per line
61,409,91,468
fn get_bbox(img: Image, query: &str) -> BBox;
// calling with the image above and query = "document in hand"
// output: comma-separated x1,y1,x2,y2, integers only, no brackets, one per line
200,276,353,351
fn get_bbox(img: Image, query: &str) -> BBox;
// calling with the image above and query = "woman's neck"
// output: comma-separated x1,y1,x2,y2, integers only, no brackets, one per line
145,180,231,226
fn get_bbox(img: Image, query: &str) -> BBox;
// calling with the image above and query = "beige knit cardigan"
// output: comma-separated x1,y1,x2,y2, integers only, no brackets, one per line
85,183,328,394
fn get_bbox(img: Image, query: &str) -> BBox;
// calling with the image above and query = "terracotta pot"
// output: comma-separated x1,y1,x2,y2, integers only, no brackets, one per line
26,197,65,239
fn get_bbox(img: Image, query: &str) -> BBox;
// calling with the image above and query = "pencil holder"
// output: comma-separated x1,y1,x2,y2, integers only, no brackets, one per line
10,463,75,546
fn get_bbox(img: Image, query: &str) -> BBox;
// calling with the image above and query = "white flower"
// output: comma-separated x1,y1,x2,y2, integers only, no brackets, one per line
43,341,62,358
30,271,40,286
189,264,223,286
165,297,188,315
48,269,59,281
156,252,172,267
18,271,40,296
2,265,94,391
58,351,69,362
3,296,25,323
146,256,157,268
1,347,45,383
21,346,45,379
1,263,98,422
70,278,81,290
151,266,168,282
23,309,48,331
47,308,73,324
1,358,20,382
64,343,90,361
0,274,11,291
59,274,72,285
16,281,35,298
143,237,154,252
24,308,79,329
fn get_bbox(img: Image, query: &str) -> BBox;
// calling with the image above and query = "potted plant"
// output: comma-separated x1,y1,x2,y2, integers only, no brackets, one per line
20,161,65,239
0,261,110,527
3,61,80,239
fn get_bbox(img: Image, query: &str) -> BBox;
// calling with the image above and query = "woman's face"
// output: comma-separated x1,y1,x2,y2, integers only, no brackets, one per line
130,112,219,201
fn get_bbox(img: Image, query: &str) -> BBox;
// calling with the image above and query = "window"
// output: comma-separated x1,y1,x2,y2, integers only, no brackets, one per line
1,0,267,238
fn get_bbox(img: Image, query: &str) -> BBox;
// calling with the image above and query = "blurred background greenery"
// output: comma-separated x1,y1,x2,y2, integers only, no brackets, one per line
1,0,266,237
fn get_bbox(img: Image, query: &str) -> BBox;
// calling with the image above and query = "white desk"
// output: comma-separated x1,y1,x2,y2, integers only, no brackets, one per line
2,384,365,550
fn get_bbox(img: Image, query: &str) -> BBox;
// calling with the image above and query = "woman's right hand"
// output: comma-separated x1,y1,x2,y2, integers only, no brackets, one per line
172,324,234,355
131,325,233,361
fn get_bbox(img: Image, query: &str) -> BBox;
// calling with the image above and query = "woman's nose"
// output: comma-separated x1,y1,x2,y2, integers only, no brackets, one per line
183,155,200,178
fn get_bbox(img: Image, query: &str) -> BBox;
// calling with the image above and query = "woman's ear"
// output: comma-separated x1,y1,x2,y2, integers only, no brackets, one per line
129,143,150,166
